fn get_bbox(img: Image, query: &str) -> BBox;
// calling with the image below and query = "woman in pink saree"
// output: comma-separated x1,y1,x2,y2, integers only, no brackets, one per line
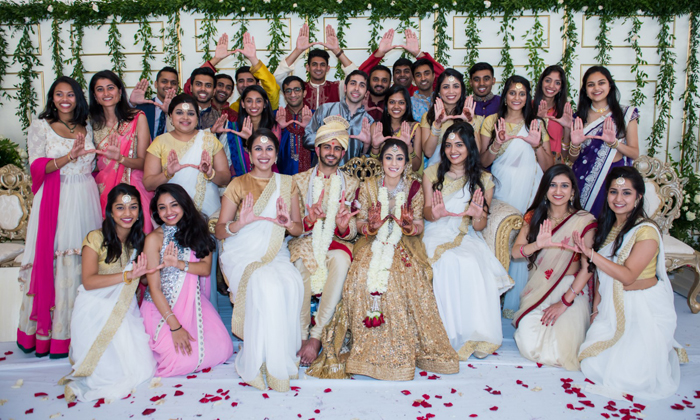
141,184,233,376
89,70,154,233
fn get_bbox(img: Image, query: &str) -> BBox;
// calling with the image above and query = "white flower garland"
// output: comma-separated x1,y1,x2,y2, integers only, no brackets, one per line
366,187,406,295
309,174,342,295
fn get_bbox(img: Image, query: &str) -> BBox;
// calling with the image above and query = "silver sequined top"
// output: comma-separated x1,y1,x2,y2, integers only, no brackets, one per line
144,225,189,305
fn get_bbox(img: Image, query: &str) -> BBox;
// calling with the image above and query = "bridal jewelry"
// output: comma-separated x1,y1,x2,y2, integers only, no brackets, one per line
591,104,610,114
121,194,132,204
58,119,76,133
514,83,524,91
391,144,399,152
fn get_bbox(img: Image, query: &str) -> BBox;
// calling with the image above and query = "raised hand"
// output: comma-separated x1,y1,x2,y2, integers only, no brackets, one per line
129,79,153,106
230,117,253,140
394,202,414,234
349,118,371,145
299,106,313,128
367,201,385,233
495,117,515,145
399,28,420,57
233,32,257,64
275,107,292,129
95,131,122,161
162,242,179,267
570,117,586,146
322,25,341,55
335,191,360,233
398,121,412,148
548,101,573,128
370,122,389,150
446,95,476,123
598,116,617,146
69,132,95,159
273,196,293,229
464,188,485,219
537,99,550,120
295,23,318,51
433,98,448,129
572,230,593,259
431,189,474,220
211,114,230,134
128,253,163,280
536,220,580,252
238,192,267,227
198,150,213,178
515,119,542,147
166,149,190,176
305,189,326,224
376,29,396,57
214,33,233,61
159,88,175,114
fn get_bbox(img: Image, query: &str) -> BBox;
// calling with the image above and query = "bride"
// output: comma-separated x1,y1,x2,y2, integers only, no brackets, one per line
307,139,459,381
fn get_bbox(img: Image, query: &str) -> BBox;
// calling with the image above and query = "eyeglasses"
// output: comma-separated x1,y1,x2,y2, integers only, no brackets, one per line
284,87,303,94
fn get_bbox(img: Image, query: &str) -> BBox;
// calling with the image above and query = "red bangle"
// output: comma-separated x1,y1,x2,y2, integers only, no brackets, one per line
520,245,533,258
561,293,573,307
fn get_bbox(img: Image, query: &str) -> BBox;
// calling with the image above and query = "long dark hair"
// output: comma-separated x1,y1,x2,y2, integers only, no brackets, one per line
150,184,215,259
89,70,138,130
592,166,653,261
102,183,145,264
432,122,489,212
525,164,583,269
533,65,568,119
38,76,89,126
380,85,415,137
237,85,276,131
489,75,538,147
426,68,467,125
577,66,626,138
379,138,409,161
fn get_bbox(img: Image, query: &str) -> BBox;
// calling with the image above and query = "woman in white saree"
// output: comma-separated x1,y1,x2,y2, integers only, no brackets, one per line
63,184,156,402
574,167,687,400
511,165,597,371
216,128,304,392
423,122,512,359
143,94,231,218
479,75,554,318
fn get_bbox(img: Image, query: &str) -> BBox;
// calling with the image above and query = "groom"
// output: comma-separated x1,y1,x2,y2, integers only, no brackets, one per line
289,116,360,365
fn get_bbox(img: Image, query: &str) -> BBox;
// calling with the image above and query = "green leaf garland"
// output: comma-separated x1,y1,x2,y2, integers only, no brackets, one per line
497,12,515,81
108,18,126,79
646,15,677,157
50,17,64,78
163,12,185,74
462,12,482,76
135,19,156,97
67,20,87,90
593,14,613,66
334,10,349,80
266,12,288,74
12,24,41,131
0,25,9,103
232,13,249,68
367,9,382,55
679,13,699,172
432,11,451,65
558,6,578,105
197,12,218,63
625,15,648,108
523,12,547,83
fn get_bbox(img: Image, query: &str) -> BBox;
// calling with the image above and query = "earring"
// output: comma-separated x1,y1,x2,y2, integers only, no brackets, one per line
570,195,574,205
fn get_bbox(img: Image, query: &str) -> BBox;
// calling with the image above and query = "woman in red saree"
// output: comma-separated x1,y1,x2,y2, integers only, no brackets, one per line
511,164,597,370
89,70,154,233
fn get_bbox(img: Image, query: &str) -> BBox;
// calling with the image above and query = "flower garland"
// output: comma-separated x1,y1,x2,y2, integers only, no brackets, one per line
364,186,406,328
309,174,342,295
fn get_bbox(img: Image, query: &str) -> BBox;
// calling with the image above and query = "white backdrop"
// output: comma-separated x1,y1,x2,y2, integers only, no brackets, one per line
0,12,697,166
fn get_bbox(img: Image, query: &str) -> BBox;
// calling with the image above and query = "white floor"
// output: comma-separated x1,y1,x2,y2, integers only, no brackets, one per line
0,293,698,420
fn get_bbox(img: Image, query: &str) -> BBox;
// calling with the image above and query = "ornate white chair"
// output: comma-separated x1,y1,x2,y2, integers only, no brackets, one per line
0,164,32,267
634,156,700,313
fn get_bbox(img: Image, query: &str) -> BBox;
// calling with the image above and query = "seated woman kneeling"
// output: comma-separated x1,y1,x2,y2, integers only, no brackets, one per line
141,184,233,377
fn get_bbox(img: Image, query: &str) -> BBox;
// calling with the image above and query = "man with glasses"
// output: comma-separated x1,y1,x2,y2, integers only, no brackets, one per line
276,76,314,174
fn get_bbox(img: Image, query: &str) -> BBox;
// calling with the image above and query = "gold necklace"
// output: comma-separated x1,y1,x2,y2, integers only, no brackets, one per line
58,119,76,133
548,210,571,226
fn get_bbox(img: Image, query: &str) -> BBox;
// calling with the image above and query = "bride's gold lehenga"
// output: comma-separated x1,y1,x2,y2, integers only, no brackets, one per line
307,177,459,381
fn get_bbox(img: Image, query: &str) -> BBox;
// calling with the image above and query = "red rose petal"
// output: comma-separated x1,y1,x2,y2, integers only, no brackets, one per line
67,402,77,408
57,394,65,399
297,415,302,418
633,403,646,410
683,399,694,406
623,394,634,402
324,388,332,393
580,400,595,407
262,393,270,399
608,401,617,406
585,378,595,384
291,386,301,391
186,375,197,379
420,400,432,408
419,371,428,376
4,351,13,355
25,408,34,414
225,395,230,400
202,367,211,373
210,396,222,402
427,375,440,380
670,404,685,410
412,401,421,407
469,415,477,418
217,388,223,393
422,394,430,400
199,397,210,403
467,364,476,369
142,408,156,415
492,390,501,395
492,352,498,355
604,405,618,412
401,390,411,395
694,390,700,399
426,414,435,419
174,384,183,388
231,402,238,407
489,406,498,411
435,395,442,399
567,404,575,410
174,390,184,396
516,366,523,369
444,403,453,407
238,382,251,387
450,388,457,394
315,409,320,414
149,394,166,402
34,392,48,397
221,390,230,396
601,414,610,419
536,363,543,368
0,357,6,361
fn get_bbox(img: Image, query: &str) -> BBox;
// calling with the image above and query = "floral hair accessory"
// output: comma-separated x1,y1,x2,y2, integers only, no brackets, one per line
615,176,626,186
260,136,269,143
121,194,132,204
448,132,456,139
181,103,191,111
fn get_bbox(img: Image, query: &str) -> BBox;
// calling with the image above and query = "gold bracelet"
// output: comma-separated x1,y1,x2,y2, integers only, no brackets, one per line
53,159,59,171
369,150,380,159
608,139,619,149
488,144,500,155
204,168,216,181
67,151,75,161
569,143,581,151
410,151,418,160
123,270,132,284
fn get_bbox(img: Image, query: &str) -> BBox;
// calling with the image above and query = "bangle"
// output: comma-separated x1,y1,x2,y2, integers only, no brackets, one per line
123,270,132,284
164,168,173,180
170,325,183,332
591,310,599,316
369,151,380,159
532,141,543,151
410,151,418,160
68,151,75,161
608,138,620,149
431,123,441,137
561,292,573,307
570,286,577,295
118,154,125,164
53,159,59,171
164,312,175,324
334,49,344,57
225,220,237,236
488,144,500,155
520,244,533,258
204,168,216,181
568,147,580,157
182,260,189,272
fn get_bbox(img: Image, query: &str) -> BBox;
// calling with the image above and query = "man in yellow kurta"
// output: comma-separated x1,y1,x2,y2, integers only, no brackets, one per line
289,116,360,365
